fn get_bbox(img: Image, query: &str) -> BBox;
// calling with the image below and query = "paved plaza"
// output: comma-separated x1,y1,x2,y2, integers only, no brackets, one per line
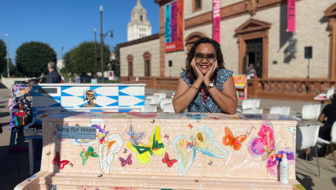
0,85,335,190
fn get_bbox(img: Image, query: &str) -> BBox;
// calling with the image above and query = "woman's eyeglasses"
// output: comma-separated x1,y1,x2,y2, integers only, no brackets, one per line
194,53,216,63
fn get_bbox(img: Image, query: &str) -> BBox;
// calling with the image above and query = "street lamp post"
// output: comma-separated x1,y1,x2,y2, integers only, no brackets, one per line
99,5,104,82
94,28,98,77
5,34,10,78
99,5,113,82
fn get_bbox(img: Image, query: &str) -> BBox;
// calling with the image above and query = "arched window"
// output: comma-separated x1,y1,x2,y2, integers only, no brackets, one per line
143,52,151,77
140,15,143,21
185,32,207,52
127,55,134,77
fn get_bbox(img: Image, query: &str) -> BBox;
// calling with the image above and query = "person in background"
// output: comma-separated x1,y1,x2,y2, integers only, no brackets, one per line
173,37,237,113
18,79,37,125
46,61,61,83
74,74,81,83
19,79,43,173
247,64,256,79
317,93,336,157
300,93,336,161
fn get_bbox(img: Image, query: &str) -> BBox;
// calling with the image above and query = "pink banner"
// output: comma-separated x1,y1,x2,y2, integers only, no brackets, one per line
212,0,221,43
287,0,296,32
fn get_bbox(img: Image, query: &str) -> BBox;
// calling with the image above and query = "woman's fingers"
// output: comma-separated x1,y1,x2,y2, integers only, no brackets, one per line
204,61,217,84
211,61,218,73
192,58,203,80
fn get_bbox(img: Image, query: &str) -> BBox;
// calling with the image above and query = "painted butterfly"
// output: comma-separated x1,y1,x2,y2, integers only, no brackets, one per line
249,122,294,176
52,152,70,170
119,154,132,167
80,146,99,165
208,160,213,166
127,126,165,164
223,126,247,151
162,152,177,167
173,126,228,175
163,134,169,141
127,125,144,147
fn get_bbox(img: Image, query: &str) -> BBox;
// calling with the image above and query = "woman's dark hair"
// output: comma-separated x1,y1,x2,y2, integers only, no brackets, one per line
331,93,336,103
185,37,225,84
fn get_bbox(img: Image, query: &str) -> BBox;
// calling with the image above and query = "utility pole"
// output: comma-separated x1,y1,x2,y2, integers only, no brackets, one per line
5,34,10,78
99,5,105,82
94,28,98,77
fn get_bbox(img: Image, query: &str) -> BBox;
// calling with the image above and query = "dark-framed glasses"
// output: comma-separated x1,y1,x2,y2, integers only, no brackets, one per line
194,53,216,63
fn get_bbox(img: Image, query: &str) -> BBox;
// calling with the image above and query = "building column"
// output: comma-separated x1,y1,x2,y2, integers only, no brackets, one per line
159,5,166,77
329,18,336,80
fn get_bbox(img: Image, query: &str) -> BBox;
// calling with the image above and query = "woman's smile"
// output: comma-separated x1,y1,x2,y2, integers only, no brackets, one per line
197,63,211,74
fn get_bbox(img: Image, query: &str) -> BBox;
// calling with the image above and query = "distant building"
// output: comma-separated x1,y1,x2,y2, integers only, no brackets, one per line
127,0,152,41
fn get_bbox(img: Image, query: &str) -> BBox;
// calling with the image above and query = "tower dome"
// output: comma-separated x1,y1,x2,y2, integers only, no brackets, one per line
127,0,152,41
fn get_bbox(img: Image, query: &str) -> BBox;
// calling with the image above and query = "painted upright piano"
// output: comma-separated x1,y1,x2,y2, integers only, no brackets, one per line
16,112,301,190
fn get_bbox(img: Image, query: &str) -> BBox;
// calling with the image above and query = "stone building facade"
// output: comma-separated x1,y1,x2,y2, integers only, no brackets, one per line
119,0,336,99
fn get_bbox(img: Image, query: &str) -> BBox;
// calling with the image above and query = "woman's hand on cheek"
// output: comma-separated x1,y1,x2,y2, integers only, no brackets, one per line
191,58,204,81
204,61,218,85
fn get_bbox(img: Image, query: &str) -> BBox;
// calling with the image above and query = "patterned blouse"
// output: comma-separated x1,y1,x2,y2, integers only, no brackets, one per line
180,69,233,113
18,90,33,124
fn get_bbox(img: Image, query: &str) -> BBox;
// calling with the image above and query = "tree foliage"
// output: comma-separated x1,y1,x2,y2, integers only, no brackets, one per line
64,42,110,75
16,41,56,77
0,40,7,76
111,45,120,78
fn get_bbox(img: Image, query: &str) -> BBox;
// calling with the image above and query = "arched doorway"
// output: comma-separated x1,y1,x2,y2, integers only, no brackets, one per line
143,52,151,77
185,32,207,52
235,19,271,79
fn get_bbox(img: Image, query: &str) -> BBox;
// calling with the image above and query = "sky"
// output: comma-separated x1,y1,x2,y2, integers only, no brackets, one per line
0,0,160,62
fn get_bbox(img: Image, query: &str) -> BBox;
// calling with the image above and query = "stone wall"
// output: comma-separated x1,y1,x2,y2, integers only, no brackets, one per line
120,38,160,77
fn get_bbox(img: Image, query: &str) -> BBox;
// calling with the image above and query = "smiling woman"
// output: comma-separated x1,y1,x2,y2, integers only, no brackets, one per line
173,37,237,114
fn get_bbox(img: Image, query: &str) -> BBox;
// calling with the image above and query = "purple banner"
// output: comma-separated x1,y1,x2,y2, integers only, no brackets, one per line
171,1,177,42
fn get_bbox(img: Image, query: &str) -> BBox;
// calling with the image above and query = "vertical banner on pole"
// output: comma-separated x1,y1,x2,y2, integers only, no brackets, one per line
212,0,221,43
171,1,177,42
165,0,184,52
287,0,296,32
165,4,171,43
176,0,183,47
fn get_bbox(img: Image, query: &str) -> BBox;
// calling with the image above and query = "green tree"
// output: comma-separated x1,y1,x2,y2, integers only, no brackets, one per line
64,42,110,75
16,41,56,77
111,45,120,78
0,40,7,76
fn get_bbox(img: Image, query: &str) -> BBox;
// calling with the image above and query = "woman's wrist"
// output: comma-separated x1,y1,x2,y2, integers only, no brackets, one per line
203,79,210,85
190,79,202,91
195,78,203,87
